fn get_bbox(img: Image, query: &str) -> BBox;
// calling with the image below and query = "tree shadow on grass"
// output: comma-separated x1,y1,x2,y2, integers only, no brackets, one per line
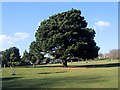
37,65,62,68
38,72,52,74
1,77,22,81
75,63,120,68
37,62,120,68
55,71,67,73
2,75,113,88
38,71,67,74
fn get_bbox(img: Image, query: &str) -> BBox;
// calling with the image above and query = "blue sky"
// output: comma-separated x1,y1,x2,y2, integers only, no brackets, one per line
1,2,118,55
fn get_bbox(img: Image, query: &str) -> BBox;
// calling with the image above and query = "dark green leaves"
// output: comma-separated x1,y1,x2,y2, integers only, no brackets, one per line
34,8,100,60
1,47,21,66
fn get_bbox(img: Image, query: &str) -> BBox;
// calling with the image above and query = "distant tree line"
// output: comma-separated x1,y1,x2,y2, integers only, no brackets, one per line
98,49,119,59
0,47,119,68
0,47,51,68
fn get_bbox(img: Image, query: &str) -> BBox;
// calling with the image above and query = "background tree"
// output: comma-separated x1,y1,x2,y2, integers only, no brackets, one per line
34,8,100,67
29,41,44,65
1,47,21,67
22,49,37,68
0,51,3,67
104,49,119,59
109,49,118,59
118,49,120,59
22,50,29,60
9,53,17,75
22,50,31,65
28,52,37,68
98,53,104,59
1,50,10,67
1,47,21,75
8,47,21,66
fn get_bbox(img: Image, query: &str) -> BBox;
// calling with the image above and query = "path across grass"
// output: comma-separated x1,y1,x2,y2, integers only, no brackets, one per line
2,59,119,88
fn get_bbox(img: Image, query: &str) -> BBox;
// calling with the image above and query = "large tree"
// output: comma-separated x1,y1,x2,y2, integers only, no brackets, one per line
34,9,100,67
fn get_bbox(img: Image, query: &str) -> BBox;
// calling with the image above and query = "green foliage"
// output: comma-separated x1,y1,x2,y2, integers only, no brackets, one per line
22,50,29,60
1,47,21,67
21,50,31,65
22,50,37,64
29,53,36,64
34,9,100,66
29,41,44,64
35,9,99,58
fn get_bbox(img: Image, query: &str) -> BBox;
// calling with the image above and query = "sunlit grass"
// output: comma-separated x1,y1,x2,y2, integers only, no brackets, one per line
2,59,119,88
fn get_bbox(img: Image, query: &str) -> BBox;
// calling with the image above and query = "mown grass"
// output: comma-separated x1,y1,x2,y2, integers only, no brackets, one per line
2,59,119,88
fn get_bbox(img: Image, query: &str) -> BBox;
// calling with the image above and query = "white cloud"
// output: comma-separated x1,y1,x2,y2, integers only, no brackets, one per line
95,21,110,27
93,21,111,31
13,32,29,41
0,35,13,51
0,32,29,51
0,35,11,43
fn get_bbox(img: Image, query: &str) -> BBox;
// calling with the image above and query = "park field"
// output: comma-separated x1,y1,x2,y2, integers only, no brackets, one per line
2,59,119,88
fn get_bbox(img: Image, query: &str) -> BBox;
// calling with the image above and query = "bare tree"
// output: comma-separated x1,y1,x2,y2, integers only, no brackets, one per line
109,49,118,59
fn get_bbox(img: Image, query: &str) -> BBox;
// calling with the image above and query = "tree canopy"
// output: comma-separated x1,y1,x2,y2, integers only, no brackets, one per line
1,47,21,67
32,8,100,67
29,41,44,64
22,50,30,61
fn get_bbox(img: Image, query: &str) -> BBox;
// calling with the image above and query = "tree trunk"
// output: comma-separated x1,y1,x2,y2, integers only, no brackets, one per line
63,60,68,67
4,64,6,68
33,63,35,68
35,58,40,64
86,59,88,63
11,66,16,75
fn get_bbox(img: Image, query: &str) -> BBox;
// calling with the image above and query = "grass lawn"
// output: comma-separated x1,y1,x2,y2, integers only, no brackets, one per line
2,59,119,88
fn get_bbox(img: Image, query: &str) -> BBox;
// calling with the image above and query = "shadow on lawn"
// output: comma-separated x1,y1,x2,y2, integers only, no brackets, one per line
75,63,120,68
38,71,67,74
1,77,22,81
2,75,111,88
37,62,120,68
37,65,62,68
